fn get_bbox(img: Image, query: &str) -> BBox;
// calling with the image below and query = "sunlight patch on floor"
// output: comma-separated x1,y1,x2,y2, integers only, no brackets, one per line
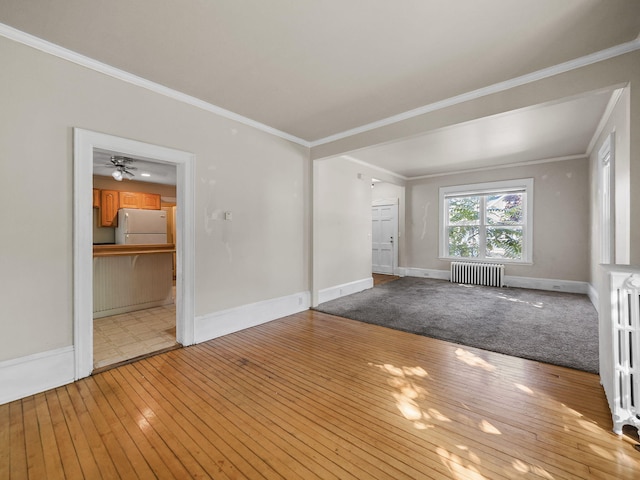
560,403,584,417
455,348,497,372
436,447,488,480
514,383,534,395
479,419,501,435
511,459,555,479
495,292,544,308
393,393,422,420
368,358,584,480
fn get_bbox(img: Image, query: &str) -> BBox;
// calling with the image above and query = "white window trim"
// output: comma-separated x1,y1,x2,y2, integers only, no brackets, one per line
439,178,534,264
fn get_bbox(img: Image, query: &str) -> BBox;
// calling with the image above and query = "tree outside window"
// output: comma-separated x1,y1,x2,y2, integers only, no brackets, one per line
441,180,532,263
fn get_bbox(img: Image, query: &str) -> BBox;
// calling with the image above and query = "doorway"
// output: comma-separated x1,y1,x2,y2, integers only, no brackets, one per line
74,129,195,380
92,160,178,371
372,202,399,275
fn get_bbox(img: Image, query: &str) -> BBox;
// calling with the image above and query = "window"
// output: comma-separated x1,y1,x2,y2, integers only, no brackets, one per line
439,179,533,263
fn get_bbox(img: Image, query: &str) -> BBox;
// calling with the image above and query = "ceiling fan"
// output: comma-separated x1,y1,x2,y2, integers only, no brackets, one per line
107,155,137,181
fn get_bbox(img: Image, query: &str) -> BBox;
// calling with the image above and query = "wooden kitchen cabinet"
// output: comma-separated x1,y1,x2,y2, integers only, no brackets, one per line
100,190,119,227
118,191,161,210
97,190,161,227
140,193,161,210
119,191,141,209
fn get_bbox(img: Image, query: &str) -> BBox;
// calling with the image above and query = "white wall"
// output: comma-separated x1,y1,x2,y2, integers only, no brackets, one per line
405,158,591,281
313,158,373,294
0,36,310,362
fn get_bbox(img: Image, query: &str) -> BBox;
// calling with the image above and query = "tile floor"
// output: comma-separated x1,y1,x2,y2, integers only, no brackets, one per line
93,303,178,370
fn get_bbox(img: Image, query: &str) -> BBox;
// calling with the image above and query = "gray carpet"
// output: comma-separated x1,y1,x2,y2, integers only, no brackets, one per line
315,277,599,373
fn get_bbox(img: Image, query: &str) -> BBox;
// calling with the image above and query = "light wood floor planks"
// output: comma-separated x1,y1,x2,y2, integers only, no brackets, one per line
3,310,640,479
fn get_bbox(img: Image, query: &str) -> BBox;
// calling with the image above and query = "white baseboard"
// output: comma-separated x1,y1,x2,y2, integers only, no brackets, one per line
0,346,75,406
317,277,374,305
398,267,591,295
194,291,311,344
588,283,599,312
399,267,449,280
503,275,589,294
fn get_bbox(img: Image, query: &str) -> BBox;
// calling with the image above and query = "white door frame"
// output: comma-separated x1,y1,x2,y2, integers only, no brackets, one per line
73,128,195,380
372,199,399,275
598,132,615,264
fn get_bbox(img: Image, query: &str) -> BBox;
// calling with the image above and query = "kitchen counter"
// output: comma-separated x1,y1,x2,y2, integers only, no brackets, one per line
93,244,175,257
93,244,175,318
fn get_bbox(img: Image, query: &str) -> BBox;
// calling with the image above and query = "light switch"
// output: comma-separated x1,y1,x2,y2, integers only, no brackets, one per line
224,211,232,221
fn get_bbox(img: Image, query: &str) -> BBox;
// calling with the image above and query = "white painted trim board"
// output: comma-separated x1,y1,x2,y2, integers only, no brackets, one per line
195,291,311,344
0,23,309,148
400,267,590,295
74,128,196,380
0,347,75,405
317,278,374,305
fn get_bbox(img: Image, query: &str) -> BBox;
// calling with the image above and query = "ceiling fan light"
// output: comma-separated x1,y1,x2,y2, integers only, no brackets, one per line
112,169,123,181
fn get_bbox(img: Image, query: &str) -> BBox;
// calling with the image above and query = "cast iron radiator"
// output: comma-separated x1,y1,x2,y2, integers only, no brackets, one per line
450,261,504,288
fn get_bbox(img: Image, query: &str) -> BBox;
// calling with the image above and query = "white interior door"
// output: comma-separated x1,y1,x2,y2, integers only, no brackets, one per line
372,204,398,274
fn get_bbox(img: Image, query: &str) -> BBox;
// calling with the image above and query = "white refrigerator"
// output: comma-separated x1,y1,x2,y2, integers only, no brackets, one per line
115,208,168,244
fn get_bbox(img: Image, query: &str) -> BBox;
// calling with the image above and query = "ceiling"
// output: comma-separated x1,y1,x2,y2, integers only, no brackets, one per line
348,89,616,178
2,1,639,178
93,150,176,186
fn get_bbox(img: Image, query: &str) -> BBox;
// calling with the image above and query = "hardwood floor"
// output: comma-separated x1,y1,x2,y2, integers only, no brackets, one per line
3,310,640,479
373,273,401,286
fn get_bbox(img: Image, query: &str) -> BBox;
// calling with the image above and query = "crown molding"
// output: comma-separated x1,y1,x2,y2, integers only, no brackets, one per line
407,154,587,181
2,21,638,154
341,155,408,181
0,23,310,148
310,38,640,147
342,153,587,183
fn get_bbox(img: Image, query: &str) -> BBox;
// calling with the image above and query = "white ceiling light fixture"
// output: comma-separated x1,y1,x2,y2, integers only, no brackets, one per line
107,155,137,181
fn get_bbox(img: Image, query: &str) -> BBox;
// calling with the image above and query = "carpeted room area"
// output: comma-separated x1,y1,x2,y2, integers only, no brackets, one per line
315,277,599,373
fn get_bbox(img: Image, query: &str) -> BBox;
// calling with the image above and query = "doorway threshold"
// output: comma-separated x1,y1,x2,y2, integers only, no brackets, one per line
92,343,182,375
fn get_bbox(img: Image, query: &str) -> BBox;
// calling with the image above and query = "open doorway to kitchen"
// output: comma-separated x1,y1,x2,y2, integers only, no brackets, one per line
92,151,178,371
74,129,195,380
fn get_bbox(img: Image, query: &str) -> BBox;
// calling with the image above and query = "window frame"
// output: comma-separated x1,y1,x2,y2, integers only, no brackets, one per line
439,178,534,264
